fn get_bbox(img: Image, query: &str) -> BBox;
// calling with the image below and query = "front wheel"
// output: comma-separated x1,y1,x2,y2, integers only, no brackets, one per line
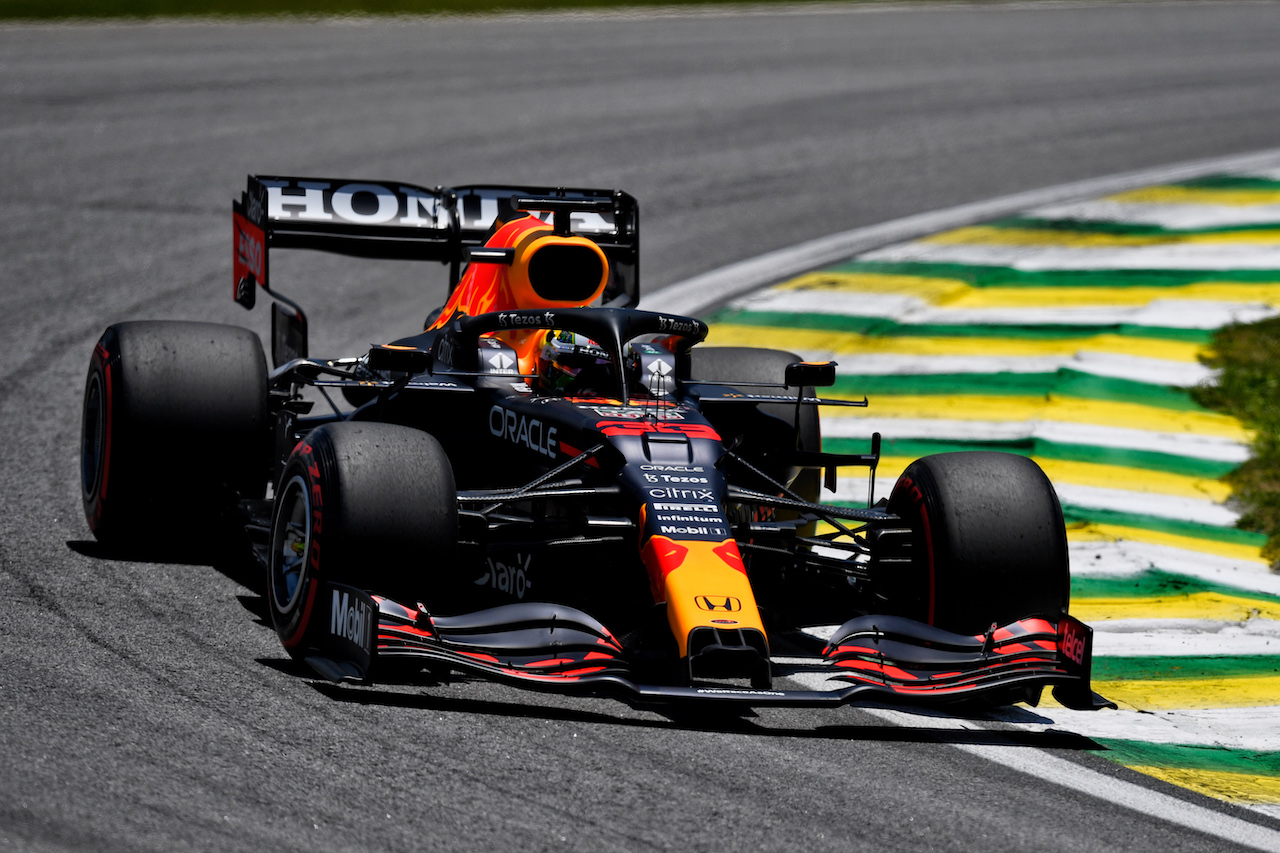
882,451,1069,634
267,422,457,657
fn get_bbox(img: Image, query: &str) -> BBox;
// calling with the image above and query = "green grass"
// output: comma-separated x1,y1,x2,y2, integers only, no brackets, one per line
0,0,881,20
1194,315,1280,568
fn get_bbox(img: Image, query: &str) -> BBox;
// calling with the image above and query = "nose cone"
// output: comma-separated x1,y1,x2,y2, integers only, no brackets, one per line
640,533,771,687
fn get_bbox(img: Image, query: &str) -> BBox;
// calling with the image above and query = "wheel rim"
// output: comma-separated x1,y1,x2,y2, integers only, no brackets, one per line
270,475,311,612
81,373,104,499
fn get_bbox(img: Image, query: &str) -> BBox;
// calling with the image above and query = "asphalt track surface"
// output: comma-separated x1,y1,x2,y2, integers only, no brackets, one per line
5,3,1280,851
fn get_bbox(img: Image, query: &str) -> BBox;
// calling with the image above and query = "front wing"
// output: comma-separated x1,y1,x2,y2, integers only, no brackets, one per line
307,588,1113,711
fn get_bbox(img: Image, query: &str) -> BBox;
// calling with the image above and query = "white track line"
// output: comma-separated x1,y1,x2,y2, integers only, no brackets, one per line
860,241,1280,273
732,287,1280,328
829,476,1239,526
1028,199,1280,230
1092,618,1280,658
994,704,1280,752
1052,483,1239,527
654,147,1280,846
780,352,1215,387
784,667,1280,852
1003,705,1280,754
876,707,1280,851
647,147,1280,317
1067,541,1280,594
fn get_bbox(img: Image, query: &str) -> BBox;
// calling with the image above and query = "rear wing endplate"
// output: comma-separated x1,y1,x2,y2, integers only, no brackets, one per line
232,175,640,305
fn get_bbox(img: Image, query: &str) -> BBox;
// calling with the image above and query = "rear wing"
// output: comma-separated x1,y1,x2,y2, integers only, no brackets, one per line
232,175,640,306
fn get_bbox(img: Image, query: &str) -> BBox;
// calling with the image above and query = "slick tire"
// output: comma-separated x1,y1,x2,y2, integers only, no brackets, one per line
267,422,457,657
688,346,821,501
81,321,269,545
884,451,1070,634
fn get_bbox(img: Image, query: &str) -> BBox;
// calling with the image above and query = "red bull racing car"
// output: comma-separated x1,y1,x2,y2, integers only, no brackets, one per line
79,176,1113,711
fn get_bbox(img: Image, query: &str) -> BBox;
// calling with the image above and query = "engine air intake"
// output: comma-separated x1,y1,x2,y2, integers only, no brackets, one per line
527,242,607,303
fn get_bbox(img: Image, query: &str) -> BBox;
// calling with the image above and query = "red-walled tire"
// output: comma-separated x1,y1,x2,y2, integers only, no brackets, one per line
81,321,269,545
884,451,1070,634
267,422,457,657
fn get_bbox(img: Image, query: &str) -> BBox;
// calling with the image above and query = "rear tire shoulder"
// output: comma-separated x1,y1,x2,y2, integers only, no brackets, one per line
688,346,821,449
81,320,269,543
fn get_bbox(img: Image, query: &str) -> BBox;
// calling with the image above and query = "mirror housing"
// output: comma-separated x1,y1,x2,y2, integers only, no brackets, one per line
785,361,837,388
367,344,431,374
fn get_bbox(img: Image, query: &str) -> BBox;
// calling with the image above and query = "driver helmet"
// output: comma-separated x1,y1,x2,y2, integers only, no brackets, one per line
538,330,612,395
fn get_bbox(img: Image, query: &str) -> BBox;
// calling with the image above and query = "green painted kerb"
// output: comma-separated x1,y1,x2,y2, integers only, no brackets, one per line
1071,570,1280,604
1092,656,1280,682
709,308,1215,344
1096,739,1280,778
824,436,1238,480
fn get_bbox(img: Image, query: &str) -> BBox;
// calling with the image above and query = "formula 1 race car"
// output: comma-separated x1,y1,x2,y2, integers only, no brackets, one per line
79,176,1113,711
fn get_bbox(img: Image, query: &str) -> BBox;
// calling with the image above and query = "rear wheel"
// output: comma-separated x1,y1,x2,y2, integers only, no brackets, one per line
882,451,1069,634
267,422,457,657
688,346,821,499
81,321,269,544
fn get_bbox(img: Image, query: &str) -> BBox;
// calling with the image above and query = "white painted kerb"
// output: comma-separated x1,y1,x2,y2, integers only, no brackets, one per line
647,147,1280,318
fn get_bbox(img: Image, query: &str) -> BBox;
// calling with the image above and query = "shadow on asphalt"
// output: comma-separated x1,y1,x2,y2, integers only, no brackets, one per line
68,533,277,635
67,526,263,592
302,679,1105,751
70,533,1105,756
